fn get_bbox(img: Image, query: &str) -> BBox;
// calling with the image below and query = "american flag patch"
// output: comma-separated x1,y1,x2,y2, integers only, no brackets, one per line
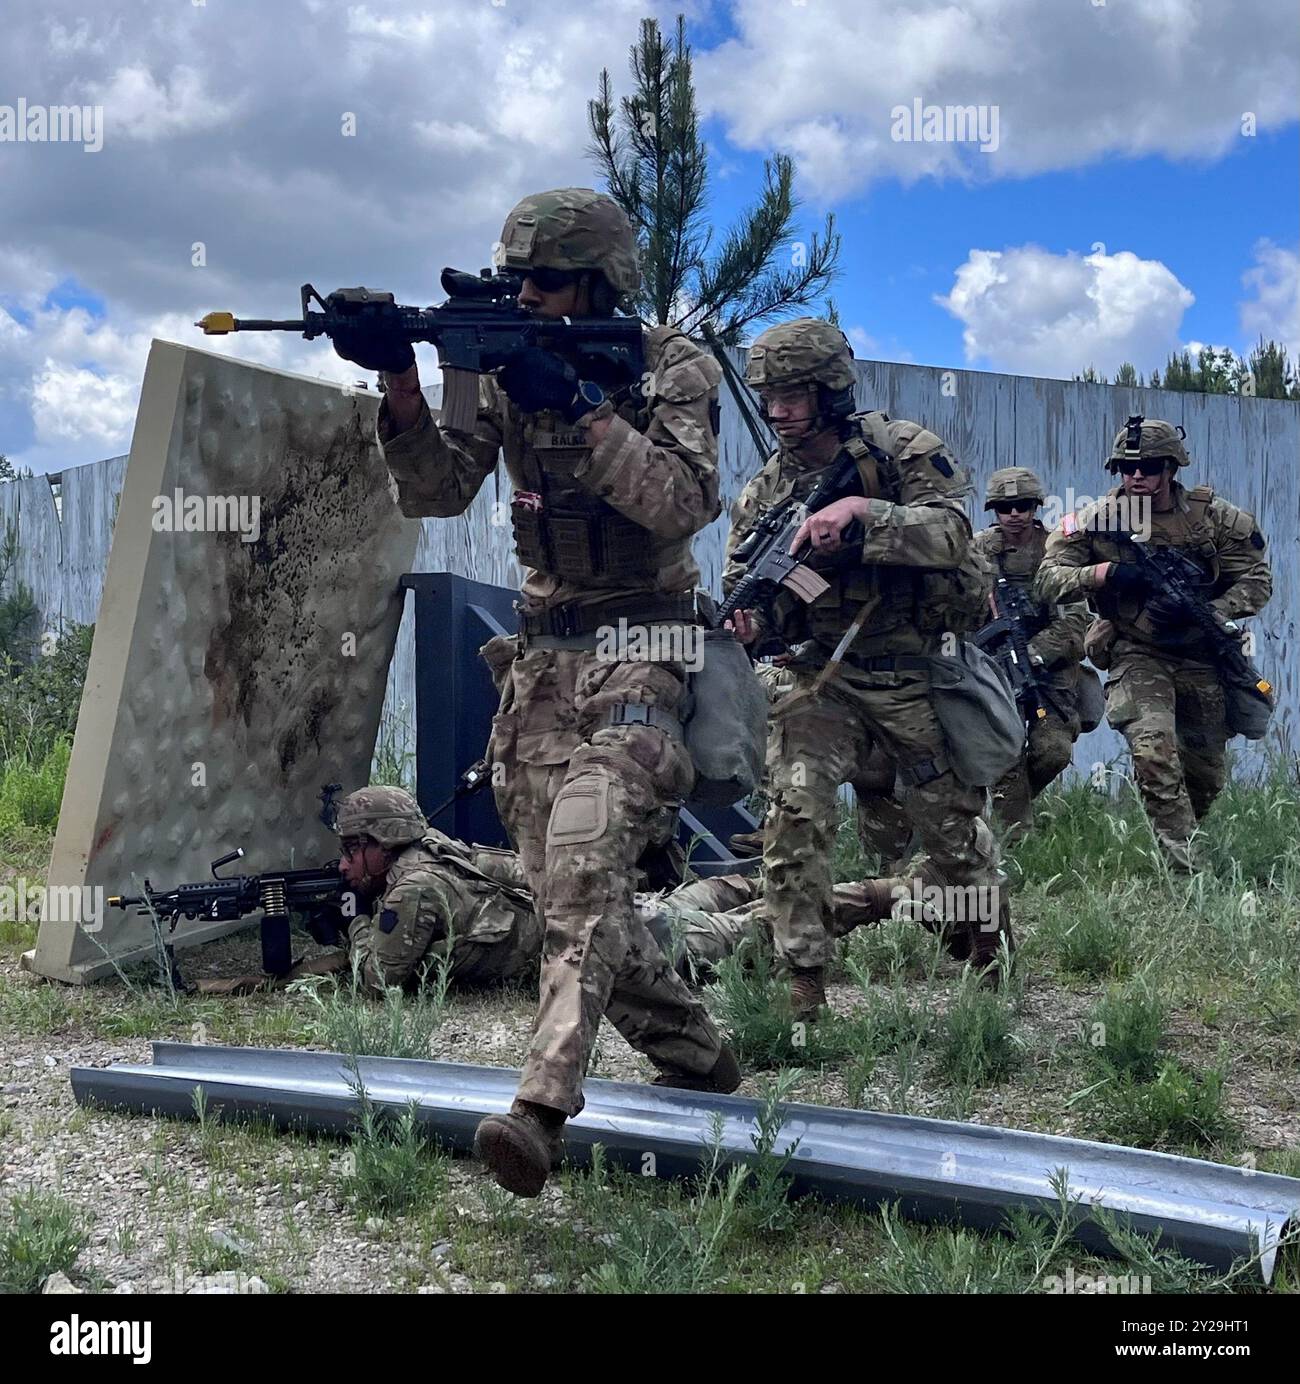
1061,512,1079,536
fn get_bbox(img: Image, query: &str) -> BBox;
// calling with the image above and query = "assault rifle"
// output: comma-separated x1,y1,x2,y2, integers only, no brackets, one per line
719,450,865,626
972,576,1068,724
196,268,646,433
109,849,350,979
1125,538,1273,707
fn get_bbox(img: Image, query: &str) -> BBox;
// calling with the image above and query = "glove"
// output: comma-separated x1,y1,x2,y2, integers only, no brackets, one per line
495,346,588,421
1105,562,1148,598
331,326,416,375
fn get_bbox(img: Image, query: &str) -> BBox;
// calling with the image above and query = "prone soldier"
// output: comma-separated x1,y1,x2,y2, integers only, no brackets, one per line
725,319,1009,1015
1035,417,1272,872
331,788,903,993
334,188,739,1197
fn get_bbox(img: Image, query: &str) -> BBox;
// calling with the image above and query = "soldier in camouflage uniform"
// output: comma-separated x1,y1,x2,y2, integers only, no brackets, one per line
1036,418,1272,872
974,467,1090,833
333,189,739,1197
336,788,902,992
724,319,1008,1015
336,788,544,994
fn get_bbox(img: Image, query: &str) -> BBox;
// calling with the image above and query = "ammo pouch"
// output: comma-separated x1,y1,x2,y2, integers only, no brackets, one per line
1076,665,1106,733
925,641,1026,787
682,614,768,807
916,543,996,636
1226,681,1274,741
512,492,657,582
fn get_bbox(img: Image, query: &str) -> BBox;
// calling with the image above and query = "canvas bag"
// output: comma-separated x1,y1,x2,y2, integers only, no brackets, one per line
925,641,1026,787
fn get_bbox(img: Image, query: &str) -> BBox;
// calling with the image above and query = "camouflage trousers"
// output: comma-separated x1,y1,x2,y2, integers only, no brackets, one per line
756,663,912,870
991,709,1077,835
650,871,895,973
489,642,724,1117
762,664,1000,969
1104,646,1227,871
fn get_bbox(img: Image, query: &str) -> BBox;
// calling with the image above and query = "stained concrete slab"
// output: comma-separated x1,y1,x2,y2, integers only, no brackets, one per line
28,341,421,982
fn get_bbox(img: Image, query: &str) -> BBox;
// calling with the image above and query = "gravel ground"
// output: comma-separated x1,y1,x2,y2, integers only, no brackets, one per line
3,912,1299,1294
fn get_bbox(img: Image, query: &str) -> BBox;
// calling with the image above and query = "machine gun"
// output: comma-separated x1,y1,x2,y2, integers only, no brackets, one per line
719,450,866,627
972,576,1068,725
109,850,350,979
1125,538,1273,710
196,268,646,433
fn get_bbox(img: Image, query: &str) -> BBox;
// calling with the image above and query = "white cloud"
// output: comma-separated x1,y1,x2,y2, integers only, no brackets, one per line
698,0,1298,199
1239,239,1300,363
936,245,1195,379
85,64,239,140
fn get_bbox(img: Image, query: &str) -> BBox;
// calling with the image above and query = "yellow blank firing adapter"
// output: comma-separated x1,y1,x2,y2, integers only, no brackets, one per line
196,312,236,335
1258,678,1272,696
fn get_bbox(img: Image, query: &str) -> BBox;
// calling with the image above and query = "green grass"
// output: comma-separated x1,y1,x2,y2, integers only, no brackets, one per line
934,976,1023,1088
0,1189,88,1292
1086,982,1167,1081
1088,1058,1238,1155
0,739,70,836
287,954,453,1059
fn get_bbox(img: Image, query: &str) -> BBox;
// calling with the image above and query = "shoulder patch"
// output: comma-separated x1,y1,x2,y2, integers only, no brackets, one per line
1251,529,1266,550
379,908,400,935
1061,512,1079,537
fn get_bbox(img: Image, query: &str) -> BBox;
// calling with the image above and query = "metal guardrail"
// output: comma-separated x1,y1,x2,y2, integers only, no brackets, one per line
72,1043,1300,1282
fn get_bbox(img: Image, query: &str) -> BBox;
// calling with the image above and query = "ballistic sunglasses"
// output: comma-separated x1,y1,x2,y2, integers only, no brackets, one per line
991,499,1038,515
1117,457,1171,477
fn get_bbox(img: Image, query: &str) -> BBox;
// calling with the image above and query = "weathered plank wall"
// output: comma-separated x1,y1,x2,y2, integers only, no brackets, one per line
4,357,1296,783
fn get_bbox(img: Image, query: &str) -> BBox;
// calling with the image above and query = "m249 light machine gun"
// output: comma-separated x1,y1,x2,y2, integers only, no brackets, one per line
196,268,646,433
109,850,351,981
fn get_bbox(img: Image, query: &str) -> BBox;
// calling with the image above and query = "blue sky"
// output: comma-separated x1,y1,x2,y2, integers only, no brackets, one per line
0,0,1295,474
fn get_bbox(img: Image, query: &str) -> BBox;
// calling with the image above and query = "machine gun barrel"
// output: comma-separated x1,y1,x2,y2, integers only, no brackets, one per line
196,270,646,433
109,850,348,977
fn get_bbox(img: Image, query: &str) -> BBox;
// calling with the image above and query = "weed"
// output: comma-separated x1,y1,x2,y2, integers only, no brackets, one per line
1088,1059,1238,1154
1085,982,1167,1081
0,1189,89,1293
934,975,1023,1088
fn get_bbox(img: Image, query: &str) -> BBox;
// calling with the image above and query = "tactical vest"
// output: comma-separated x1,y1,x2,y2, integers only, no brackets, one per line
1094,484,1222,634
773,412,991,646
503,330,696,584
981,525,1052,634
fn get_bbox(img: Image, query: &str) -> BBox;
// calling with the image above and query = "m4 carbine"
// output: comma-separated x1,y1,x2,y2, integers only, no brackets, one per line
719,450,866,627
972,576,1067,724
1125,538,1273,707
196,268,646,433
109,849,351,978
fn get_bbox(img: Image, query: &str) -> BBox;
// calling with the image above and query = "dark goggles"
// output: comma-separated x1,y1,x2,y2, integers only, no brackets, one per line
1117,457,1171,478
991,499,1038,515
523,265,583,293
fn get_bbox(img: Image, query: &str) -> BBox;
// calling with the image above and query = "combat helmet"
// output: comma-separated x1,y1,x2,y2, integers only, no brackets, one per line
1106,415,1190,473
497,188,640,310
335,787,427,850
744,318,858,422
984,466,1046,510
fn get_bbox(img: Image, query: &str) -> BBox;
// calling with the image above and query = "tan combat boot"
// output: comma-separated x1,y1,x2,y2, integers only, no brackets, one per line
790,966,827,1021
652,1042,743,1094
969,895,1015,989
728,829,764,859
473,1099,566,1198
